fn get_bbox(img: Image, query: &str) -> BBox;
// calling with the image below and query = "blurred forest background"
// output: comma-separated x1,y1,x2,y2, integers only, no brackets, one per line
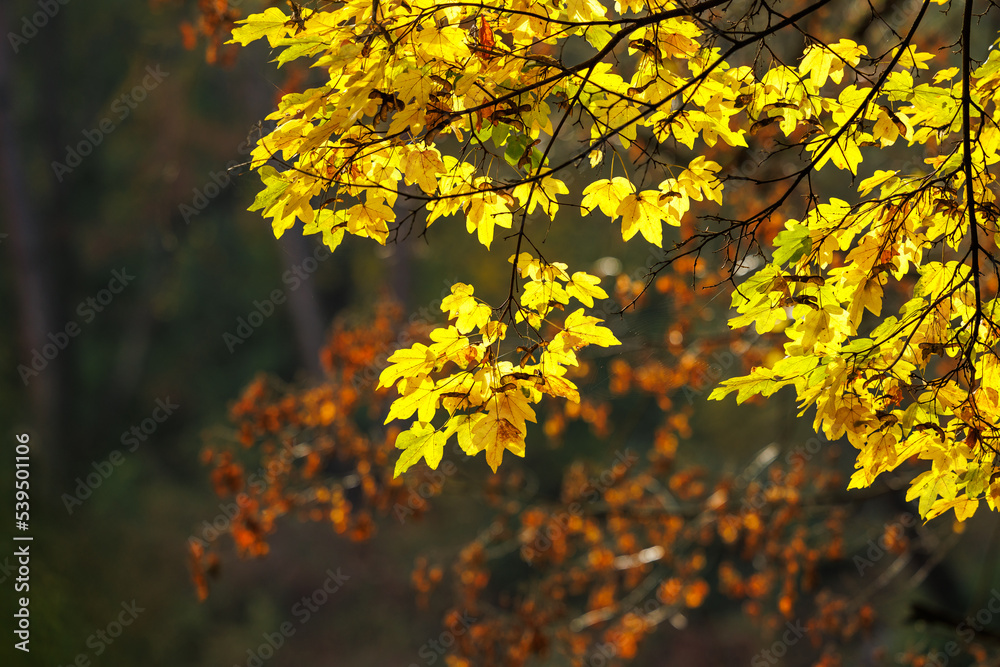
4,0,1000,666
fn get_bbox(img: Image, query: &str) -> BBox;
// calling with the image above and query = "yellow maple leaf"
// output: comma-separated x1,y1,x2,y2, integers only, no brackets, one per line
581,177,633,218
465,190,513,249
302,209,347,252
384,374,438,423
513,176,569,218
926,496,979,522
710,370,783,404
617,192,665,246
539,370,580,403
492,388,537,434
566,271,608,307
378,344,435,389
402,146,445,193
229,7,291,47
799,43,835,88
441,284,492,334
850,431,898,487
550,309,621,357
471,411,527,473
416,24,472,62
346,200,393,244
394,422,447,476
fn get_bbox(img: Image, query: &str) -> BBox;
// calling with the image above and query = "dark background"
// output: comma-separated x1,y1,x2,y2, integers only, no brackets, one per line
3,1,1000,666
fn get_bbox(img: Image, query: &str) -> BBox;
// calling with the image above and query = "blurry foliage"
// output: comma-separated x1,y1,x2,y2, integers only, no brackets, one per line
195,281,998,666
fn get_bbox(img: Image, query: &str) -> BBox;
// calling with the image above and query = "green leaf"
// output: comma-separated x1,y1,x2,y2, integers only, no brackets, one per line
247,166,288,214
504,133,529,168
772,223,812,266
492,123,512,148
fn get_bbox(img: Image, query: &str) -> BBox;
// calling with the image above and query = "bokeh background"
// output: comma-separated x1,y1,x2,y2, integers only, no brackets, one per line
4,1,1000,666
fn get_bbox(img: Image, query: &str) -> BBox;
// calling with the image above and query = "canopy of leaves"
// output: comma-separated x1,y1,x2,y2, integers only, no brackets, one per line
230,0,1000,523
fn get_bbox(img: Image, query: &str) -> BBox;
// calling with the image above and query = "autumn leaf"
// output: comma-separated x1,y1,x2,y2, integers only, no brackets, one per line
478,18,496,54
471,410,527,473
378,344,436,390
229,7,290,47
553,309,621,352
581,177,633,218
617,192,665,246
566,272,608,307
402,146,446,193
394,422,447,476
708,369,780,404
441,284,492,334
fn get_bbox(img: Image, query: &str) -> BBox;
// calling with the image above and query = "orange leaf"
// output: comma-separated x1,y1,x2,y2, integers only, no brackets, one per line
478,18,496,52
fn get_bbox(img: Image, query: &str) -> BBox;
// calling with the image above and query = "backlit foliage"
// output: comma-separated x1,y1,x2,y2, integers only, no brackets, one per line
226,0,1000,523
188,0,1000,662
